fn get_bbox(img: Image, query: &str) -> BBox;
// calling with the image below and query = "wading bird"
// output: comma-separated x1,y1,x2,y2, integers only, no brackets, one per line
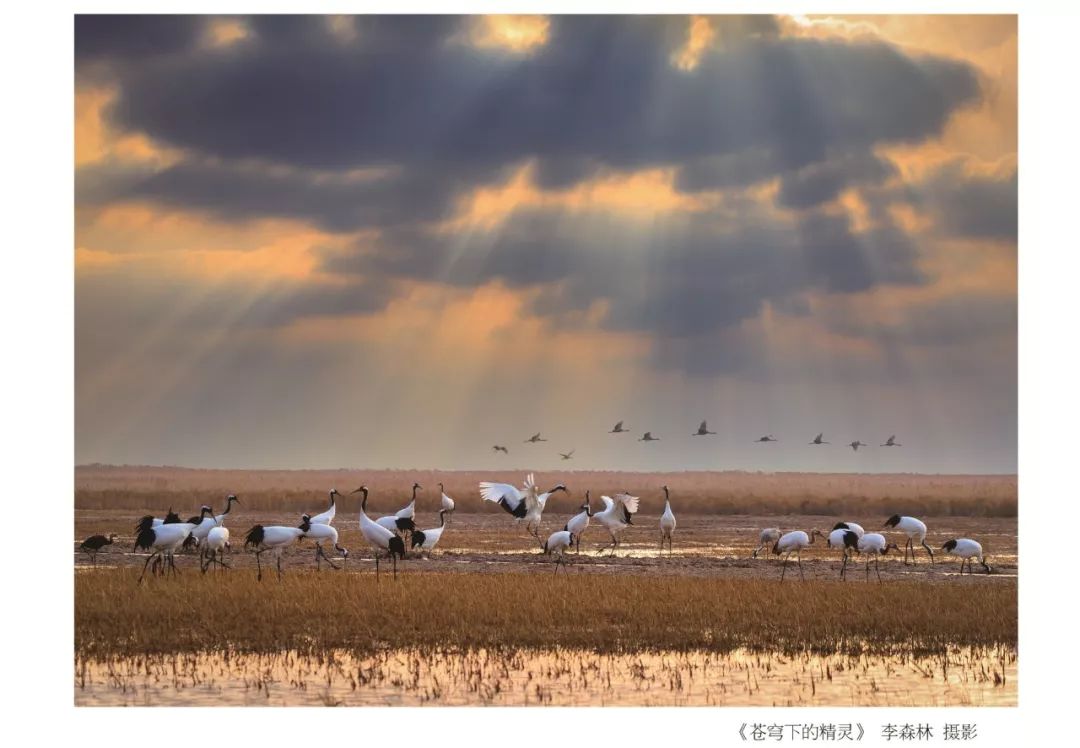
308,488,340,526
773,529,825,582
480,473,564,545
79,534,116,564
185,506,217,552
525,432,547,443
493,445,509,454
883,515,935,565
849,440,868,451
134,519,198,583
144,507,182,529
847,532,900,582
559,449,575,460
693,420,716,436
563,492,593,553
810,433,829,445
756,435,778,443
828,525,858,572
752,528,782,558
638,432,660,442
411,509,448,555
833,521,865,537
352,486,406,579
543,530,576,575
941,538,991,574
214,494,239,526
201,526,231,573
594,492,640,555
298,514,347,570
438,483,455,516
244,523,305,581
610,420,628,434
881,435,902,447
376,483,420,538
659,485,676,555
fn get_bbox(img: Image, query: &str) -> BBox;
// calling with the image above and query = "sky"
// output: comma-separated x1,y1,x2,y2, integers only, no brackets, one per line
74,14,1017,474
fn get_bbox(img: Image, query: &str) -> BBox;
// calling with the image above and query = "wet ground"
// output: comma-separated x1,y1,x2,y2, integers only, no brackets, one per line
75,509,1016,583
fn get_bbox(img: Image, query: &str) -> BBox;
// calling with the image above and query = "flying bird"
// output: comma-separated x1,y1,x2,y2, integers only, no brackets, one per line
609,421,628,433
881,435,902,447
525,433,548,443
492,445,509,454
693,420,716,436
560,449,575,460
849,440,868,451
638,432,660,442
810,433,828,445
755,435,778,443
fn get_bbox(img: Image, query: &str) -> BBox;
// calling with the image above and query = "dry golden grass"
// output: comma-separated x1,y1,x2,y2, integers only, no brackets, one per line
75,570,1016,659
75,465,1017,517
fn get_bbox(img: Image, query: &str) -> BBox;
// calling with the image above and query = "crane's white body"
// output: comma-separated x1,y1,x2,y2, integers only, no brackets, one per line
752,528,781,558
300,518,347,569
440,485,455,514
376,515,402,533
659,487,676,555
412,510,448,552
884,515,934,565
354,487,406,578
942,538,991,574
827,528,851,549
773,530,822,581
135,522,197,582
245,525,305,581
594,493,639,555
844,532,900,581
837,522,865,537
201,526,231,572
543,530,575,574
480,473,560,544
563,494,592,553
309,489,338,526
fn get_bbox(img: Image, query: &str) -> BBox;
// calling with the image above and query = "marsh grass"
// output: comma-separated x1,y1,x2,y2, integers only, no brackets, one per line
75,465,1017,517
76,570,1016,659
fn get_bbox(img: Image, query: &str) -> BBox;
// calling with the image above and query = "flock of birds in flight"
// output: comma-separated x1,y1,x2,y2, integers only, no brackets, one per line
492,422,903,457
78,473,992,583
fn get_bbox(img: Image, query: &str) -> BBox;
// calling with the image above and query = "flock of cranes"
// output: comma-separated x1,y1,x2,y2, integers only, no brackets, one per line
493,424,904,457
80,474,992,584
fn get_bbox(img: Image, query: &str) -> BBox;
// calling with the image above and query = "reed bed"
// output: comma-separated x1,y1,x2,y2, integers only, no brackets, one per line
76,570,1016,659
75,465,1017,517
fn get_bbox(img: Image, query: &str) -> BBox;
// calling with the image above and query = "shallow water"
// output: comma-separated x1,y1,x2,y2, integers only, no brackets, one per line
75,645,1015,707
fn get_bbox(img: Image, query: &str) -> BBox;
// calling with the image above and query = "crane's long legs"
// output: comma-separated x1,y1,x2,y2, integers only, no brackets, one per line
375,554,380,581
921,541,935,565
875,556,882,583
276,552,284,582
314,544,339,570
255,549,263,581
138,551,160,583
797,550,805,580
392,551,398,580
780,551,791,582
840,552,849,579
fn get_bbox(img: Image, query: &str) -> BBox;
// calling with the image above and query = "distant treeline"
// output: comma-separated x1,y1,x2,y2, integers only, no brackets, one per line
75,465,1017,518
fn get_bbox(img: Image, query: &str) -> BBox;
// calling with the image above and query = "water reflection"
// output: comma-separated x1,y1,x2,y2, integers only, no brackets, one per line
75,645,1015,707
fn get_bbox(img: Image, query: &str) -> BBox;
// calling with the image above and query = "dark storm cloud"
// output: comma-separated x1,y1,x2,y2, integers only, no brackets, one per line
75,15,207,61
322,204,926,343
93,16,978,177
919,163,1018,241
777,151,898,209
